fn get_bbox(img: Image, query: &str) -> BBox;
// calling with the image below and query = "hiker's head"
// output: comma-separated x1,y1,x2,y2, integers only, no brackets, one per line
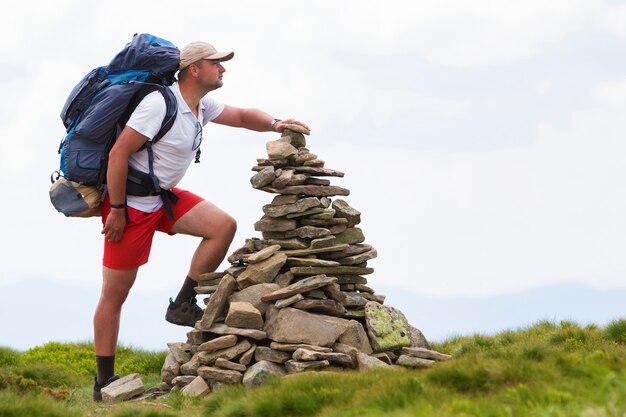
178,41,234,86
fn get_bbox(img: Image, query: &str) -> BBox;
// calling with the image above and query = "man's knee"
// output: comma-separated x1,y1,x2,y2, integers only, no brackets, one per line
222,214,237,240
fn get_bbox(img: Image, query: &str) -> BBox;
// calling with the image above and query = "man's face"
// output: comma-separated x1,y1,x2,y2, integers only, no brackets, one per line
194,59,225,91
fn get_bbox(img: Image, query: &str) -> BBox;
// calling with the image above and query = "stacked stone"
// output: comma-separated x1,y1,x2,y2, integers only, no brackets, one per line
161,126,451,396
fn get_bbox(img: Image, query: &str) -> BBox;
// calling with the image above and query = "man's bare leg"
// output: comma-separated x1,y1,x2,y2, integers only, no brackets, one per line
93,266,137,385
170,200,237,280
165,200,237,325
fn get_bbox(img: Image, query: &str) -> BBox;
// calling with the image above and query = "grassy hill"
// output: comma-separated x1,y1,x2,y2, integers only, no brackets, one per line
0,319,624,417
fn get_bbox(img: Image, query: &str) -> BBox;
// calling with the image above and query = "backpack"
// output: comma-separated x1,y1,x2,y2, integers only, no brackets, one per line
50,33,182,218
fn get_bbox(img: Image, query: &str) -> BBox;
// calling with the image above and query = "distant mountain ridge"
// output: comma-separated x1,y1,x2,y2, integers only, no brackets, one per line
379,282,626,342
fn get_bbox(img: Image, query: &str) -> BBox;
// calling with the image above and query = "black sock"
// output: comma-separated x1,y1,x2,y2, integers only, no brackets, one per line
174,276,198,305
96,355,115,387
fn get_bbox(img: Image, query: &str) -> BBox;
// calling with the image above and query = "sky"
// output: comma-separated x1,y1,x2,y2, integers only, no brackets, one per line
1,0,625,350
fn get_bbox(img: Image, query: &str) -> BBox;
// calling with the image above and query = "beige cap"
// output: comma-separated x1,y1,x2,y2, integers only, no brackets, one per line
179,41,234,70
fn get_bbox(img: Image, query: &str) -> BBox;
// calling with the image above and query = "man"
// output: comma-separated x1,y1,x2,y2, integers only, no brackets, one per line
93,41,308,400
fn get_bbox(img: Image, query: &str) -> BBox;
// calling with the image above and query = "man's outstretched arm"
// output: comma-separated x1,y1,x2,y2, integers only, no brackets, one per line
212,105,309,133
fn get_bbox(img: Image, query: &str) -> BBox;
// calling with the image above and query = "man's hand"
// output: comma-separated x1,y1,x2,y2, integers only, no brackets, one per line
273,118,310,133
102,209,126,242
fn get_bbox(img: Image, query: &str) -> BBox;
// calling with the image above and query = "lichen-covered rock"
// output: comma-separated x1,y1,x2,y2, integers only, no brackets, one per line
364,301,411,352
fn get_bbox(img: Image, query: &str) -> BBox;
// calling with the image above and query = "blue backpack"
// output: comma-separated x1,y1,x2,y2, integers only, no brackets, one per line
52,33,183,217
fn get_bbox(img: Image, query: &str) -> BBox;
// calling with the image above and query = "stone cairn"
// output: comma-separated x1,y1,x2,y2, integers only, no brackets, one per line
159,125,452,397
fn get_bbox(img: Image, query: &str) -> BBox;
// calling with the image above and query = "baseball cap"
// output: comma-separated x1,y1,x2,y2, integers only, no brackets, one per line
179,41,234,70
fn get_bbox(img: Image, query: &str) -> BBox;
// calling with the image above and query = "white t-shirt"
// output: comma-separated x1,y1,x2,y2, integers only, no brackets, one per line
124,83,224,212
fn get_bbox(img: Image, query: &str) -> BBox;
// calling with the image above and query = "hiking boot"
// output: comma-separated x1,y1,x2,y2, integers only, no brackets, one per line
93,374,120,402
165,297,203,327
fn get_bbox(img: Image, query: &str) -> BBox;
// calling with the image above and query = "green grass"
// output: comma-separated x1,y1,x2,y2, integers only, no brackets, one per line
1,318,625,416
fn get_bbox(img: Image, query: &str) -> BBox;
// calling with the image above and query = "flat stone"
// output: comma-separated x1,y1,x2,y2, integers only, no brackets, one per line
272,169,295,189
295,152,317,164
197,335,238,352
180,376,210,397
305,177,331,186
285,257,341,267
261,275,338,301
290,266,374,276
236,252,288,289
101,373,145,402
198,275,236,330
343,293,369,307
292,299,347,317
355,352,391,371
262,197,321,218
400,347,451,361
198,272,226,284
301,218,348,227
292,348,354,367
260,185,349,197
180,353,202,375
334,227,365,245
255,346,292,363
195,285,218,294
292,167,344,177
320,242,373,259
264,306,351,347
322,283,348,304
267,238,309,250
408,325,432,349
250,166,276,189
197,366,243,383
225,302,264,330
343,309,366,319
239,344,257,365
201,323,267,340
271,194,300,205
285,360,329,373
308,209,336,220
347,292,385,304
167,342,192,364
355,284,375,294
245,245,282,263
332,199,361,227
338,320,373,354
285,208,326,218
274,293,304,308
310,236,337,249
335,275,368,284
229,283,280,314
282,129,307,148
224,265,246,277
396,355,435,368
286,173,309,185
270,342,333,353
274,271,295,287
303,159,324,167
262,231,287,240
161,352,180,385
285,226,331,239
267,140,298,160
242,360,286,387
171,375,197,388
283,123,311,135
364,302,411,352
305,289,327,299
328,224,348,234
198,339,253,365
282,244,349,256
337,249,378,266
254,216,297,232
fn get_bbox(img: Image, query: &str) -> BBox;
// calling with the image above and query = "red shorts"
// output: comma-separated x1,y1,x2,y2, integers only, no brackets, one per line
102,188,204,270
